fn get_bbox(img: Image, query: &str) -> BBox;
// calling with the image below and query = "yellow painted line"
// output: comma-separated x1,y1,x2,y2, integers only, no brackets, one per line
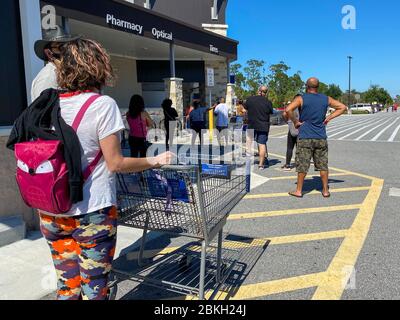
125,159,383,301
329,166,378,181
244,186,371,199
224,272,325,300
269,172,350,181
125,230,349,261
228,204,362,221
268,229,348,245
216,229,349,248
312,178,384,300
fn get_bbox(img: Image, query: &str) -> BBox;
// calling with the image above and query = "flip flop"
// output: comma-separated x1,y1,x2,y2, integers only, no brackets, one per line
322,192,331,198
289,192,303,198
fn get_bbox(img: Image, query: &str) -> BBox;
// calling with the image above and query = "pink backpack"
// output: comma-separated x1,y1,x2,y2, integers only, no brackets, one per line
14,94,102,215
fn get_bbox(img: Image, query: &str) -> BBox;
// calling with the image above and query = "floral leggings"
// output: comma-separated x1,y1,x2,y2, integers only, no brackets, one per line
39,206,118,300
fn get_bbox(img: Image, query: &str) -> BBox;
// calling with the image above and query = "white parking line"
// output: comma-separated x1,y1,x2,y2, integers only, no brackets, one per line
337,117,391,140
329,115,371,126
327,118,372,133
354,118,393,141
371,117,400,141
388,123,400,142
328,117,380,138
389,188,400,197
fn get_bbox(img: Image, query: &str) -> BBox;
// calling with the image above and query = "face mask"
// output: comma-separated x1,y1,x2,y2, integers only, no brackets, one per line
44,48,61,62
52,52,62,60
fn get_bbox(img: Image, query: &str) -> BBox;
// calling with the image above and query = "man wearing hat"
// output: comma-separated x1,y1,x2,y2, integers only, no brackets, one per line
31,25,80,101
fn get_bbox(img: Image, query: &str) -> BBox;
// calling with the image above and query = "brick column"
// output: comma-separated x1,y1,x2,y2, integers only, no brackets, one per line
226,83,235,113
164,78,184,117
204,60,228,107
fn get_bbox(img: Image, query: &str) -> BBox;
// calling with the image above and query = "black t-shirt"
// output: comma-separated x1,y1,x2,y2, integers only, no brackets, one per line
163,107,179,123
244,96,274,131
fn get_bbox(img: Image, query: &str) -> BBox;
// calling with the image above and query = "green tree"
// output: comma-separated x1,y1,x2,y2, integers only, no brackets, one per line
340,89,360,106
318,82,329,95
243,59,266,96
290,73,305,94
267,62,291,108
325,84,343,100
230,63,247,100
267,62,304,108
309,82,343,100
363,85,393,105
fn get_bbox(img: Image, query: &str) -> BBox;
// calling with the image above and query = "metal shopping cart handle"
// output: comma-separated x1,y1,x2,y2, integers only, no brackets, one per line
160,165,197,171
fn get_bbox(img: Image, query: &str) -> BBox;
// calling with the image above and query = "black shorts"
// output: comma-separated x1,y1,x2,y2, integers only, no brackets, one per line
254,130,269,145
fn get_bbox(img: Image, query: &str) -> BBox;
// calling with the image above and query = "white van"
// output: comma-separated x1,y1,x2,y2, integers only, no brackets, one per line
349,103,373,114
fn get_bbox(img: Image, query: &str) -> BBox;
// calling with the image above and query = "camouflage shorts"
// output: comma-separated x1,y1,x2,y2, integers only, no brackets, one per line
296,139,329,173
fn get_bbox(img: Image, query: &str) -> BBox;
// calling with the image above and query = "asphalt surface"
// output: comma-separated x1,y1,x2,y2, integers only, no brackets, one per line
42,112,400,300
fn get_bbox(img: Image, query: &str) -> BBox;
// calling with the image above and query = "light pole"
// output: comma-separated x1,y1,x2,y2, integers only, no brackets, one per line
348,56,353,109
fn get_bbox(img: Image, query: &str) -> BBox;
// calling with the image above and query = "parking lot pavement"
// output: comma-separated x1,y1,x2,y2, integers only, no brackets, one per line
38,118,400,300
111,149,383,300
270,113,400,143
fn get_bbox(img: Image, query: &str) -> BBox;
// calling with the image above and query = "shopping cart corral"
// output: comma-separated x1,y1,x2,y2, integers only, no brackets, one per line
111,162,250,300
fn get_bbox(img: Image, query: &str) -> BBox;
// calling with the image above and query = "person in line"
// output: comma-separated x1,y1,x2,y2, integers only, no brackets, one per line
185,104,194,129
126,95,154,158
31,25,80,101
236,99,247,123
282,95,301,171
213,97,230,146
31,38,171,300
189,101,209,146
185,95,201,129
162,98,179,149
286,77,347,198
244,86,274,170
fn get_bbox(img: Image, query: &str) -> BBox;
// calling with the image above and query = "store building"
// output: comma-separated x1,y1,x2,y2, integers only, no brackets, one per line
0,0,238,231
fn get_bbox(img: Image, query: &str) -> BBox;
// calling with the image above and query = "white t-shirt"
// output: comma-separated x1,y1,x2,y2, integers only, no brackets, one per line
31,63,58,102
214,103,229,127
58,92,125,216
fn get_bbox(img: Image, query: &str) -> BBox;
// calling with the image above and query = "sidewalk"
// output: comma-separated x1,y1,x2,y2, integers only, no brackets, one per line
0,226,162,300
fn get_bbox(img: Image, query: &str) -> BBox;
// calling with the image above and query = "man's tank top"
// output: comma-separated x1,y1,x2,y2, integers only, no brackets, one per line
299,93,329,139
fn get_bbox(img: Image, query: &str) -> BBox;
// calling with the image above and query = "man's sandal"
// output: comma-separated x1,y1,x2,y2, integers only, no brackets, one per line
289,192,303,198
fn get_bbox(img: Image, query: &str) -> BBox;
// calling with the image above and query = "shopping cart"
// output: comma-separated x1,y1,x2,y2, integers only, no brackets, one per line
112,161,250,300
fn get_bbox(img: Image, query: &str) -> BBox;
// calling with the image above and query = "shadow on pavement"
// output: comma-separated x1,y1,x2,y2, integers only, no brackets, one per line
300,178,345,194
111,233,269,300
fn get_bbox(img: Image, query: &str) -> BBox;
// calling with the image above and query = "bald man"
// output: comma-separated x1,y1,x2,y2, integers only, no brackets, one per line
244,86,274,169
286,78,347,198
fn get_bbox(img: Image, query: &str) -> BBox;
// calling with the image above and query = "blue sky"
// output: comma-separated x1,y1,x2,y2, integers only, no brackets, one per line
226,0,399,96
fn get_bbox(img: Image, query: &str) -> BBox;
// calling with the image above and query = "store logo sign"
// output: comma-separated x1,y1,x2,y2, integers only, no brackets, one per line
210,44,219,54
106,14,143,34
152,28,173,41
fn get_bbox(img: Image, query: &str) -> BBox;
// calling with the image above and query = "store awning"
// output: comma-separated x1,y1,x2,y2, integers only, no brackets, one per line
40,0,238,60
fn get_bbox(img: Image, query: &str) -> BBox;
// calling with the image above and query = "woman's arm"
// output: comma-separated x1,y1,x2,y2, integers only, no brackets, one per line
100,133,172,173
143,111,155,128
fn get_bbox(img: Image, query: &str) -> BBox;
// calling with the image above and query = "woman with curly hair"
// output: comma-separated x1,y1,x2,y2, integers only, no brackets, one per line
39,38,172,300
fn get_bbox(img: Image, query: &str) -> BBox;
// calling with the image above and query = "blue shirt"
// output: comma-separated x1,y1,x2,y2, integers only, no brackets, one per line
299,93,329,140
189,106,208,123
214,103,229,127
